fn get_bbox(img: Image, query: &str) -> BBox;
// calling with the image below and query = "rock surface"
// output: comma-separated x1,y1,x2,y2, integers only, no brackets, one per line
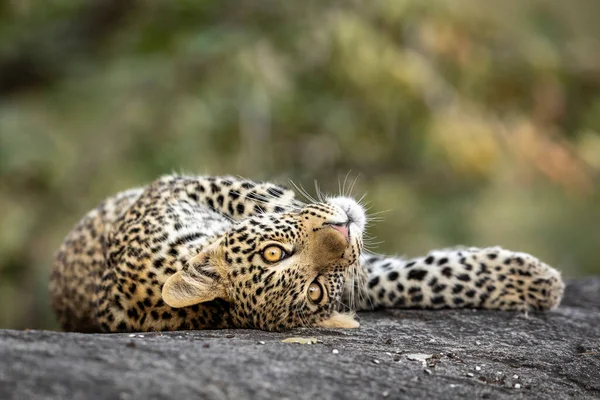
1,278,599,400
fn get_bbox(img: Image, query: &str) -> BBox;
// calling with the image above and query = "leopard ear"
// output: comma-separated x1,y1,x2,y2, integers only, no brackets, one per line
162,242,229,308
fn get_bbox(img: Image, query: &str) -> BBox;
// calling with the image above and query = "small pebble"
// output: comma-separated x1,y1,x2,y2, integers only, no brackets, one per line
258,341,266,345
119,392,131,400
514,384,521,389
406,354,433,363
382,391,389,397
475,341,481,345
496,372,502,375
128,334,136,338
424,369,432,375
466,373,474,378
332,349,339,355
475,366,481,371
513,374,519,379
372,359,380,365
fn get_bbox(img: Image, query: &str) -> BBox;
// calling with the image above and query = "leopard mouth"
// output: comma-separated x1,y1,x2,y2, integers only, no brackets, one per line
326,197,366,234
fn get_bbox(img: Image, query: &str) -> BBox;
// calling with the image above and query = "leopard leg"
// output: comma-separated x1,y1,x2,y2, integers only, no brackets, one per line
348,247,564,312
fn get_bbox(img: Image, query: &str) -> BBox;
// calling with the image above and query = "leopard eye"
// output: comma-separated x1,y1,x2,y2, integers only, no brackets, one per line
307,281,324,304
262,245,286,263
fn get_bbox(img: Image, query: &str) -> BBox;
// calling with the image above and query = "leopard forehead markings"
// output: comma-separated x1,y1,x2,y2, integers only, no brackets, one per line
49,175,565,333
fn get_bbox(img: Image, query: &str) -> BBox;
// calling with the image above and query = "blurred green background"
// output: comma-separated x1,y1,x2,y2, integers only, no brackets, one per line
1,1,599,330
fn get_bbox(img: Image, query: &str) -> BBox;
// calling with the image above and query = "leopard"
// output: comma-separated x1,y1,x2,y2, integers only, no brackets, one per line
49,175,565,333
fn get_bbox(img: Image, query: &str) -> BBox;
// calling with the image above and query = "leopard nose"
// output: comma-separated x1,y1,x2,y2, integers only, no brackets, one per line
329,223,349,243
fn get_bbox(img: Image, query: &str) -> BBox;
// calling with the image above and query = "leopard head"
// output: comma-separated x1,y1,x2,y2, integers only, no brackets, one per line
162,197,365,331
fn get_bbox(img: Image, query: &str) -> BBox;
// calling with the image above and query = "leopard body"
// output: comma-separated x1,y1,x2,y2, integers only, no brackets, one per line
49,175,564,332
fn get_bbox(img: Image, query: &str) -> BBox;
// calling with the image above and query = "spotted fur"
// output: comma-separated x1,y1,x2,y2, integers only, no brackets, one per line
357,247,563,312
49,175,564,333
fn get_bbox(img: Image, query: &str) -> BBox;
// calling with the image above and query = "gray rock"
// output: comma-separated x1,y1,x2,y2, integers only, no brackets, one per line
1,278,599,400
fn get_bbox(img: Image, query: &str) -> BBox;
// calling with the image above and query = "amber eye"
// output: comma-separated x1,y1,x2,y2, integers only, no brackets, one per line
262,245,286,263
307,281,324,304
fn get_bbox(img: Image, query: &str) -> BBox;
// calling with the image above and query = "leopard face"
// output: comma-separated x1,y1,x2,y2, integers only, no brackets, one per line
162,197,366,331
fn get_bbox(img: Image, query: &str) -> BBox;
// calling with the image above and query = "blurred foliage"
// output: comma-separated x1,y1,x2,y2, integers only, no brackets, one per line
0,0,599,330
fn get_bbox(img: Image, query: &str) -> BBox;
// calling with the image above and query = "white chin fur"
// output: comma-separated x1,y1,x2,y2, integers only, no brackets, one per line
327,196,366,233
